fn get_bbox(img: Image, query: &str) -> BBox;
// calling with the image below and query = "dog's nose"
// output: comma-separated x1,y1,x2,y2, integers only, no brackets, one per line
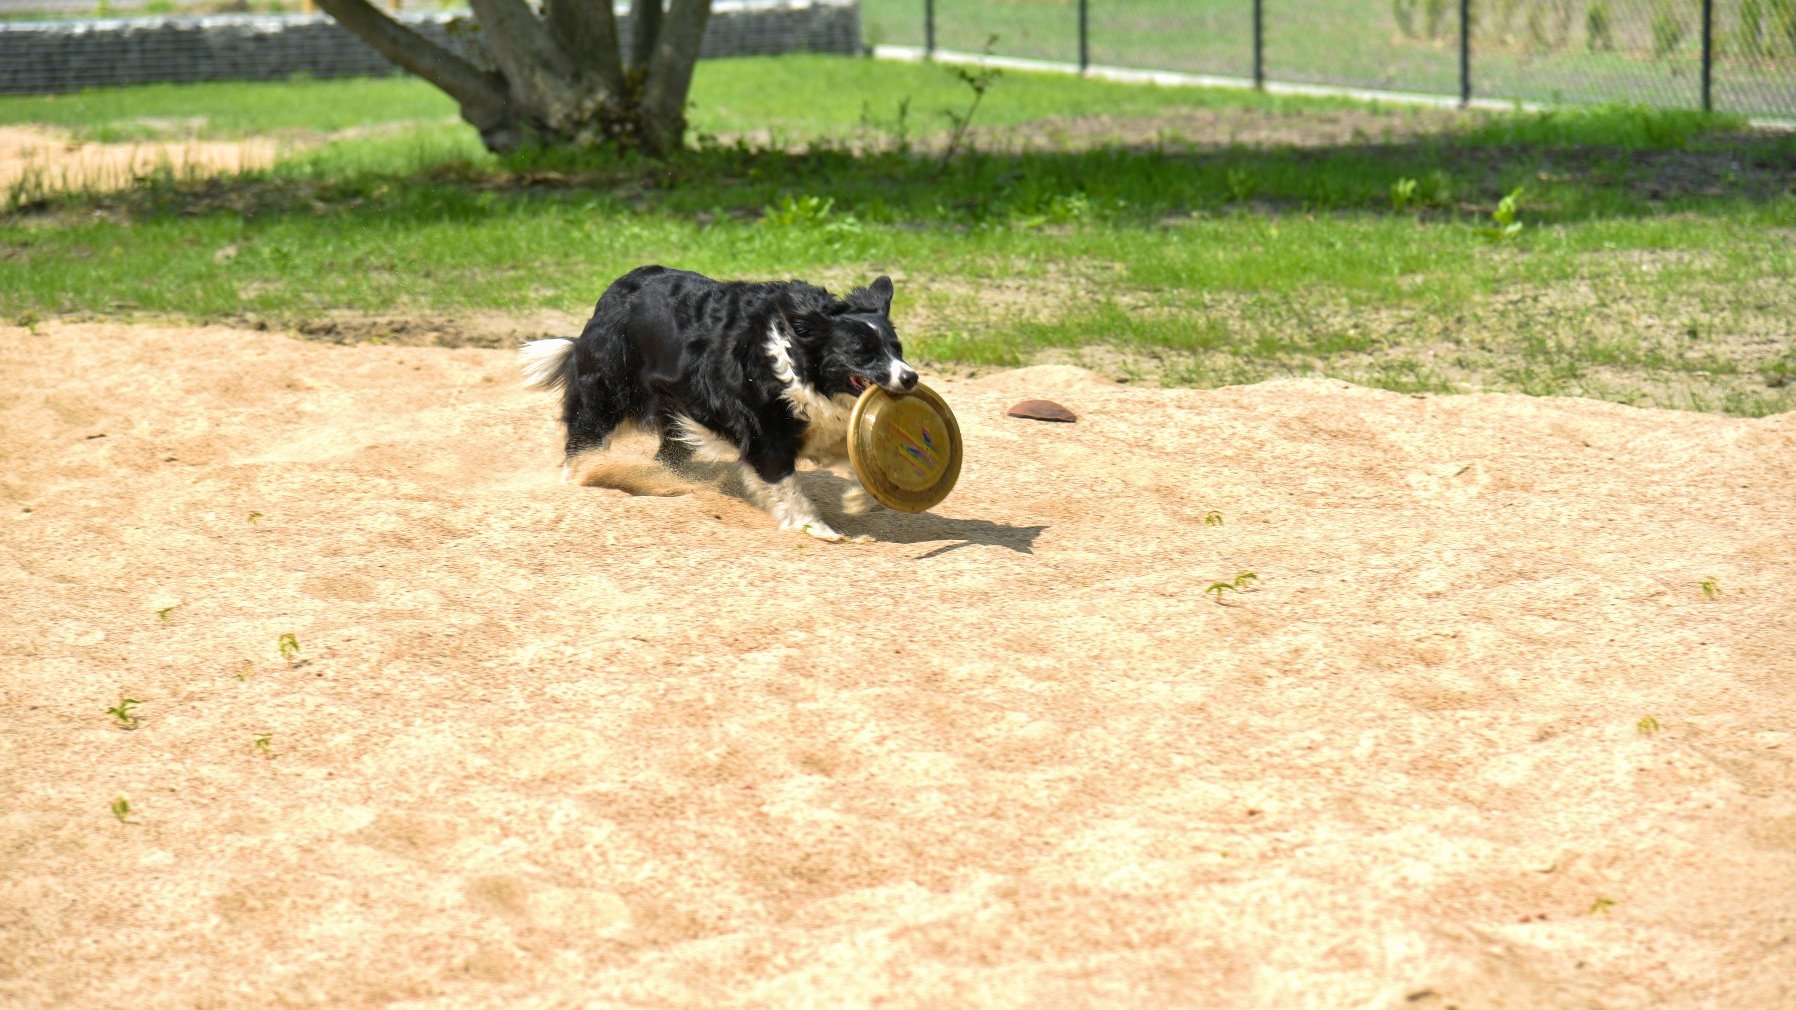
896,366,919,392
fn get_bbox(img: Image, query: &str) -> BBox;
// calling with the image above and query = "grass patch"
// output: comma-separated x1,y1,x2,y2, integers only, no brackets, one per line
0,57,1341,144
3,55,1794,416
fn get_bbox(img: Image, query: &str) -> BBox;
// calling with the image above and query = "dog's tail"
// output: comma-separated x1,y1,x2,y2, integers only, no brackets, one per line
519,338,575,391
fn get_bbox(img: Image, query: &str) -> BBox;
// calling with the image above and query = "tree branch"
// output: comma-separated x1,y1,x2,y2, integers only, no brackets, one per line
312,0,517,148
468,0,581,84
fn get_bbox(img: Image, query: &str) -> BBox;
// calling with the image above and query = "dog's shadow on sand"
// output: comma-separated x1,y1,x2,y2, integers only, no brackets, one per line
579,452,1043,556
801,471,1045,556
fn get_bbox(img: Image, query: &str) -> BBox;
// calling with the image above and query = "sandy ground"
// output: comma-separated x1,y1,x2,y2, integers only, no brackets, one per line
2,320,1794,1009
0,125,279,196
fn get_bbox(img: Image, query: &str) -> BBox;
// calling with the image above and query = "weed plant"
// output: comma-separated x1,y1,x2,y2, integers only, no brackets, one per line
106,698,142,729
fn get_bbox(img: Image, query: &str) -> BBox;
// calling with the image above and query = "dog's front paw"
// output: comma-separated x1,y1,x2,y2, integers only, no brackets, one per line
793,521,846,542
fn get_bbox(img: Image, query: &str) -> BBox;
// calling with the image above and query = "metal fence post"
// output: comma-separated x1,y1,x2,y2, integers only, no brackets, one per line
1078,0,1089,73
1458,0,1471,105
925,0,935,59
1252,0,1264,89
1701,0,1714,112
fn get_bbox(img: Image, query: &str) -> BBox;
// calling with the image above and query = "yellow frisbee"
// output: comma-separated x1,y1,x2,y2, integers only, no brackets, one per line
847,381,963,513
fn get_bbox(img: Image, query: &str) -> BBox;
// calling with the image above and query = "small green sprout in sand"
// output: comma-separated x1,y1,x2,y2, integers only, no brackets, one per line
253,733,273,757
106,698,143,729
1637,716,1661,736
248,511,265,525
1203,510,1224,527
1588,896,1616,916
157,604,178,623
1205,571,1259,603
278,633,300,662
1699,577,1720,598
111,797,131,823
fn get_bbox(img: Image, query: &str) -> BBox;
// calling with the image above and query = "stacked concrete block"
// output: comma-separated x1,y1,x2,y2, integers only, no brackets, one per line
0,0,861,94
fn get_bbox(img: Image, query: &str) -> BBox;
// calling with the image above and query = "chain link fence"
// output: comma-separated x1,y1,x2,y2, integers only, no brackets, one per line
862,0,1796,119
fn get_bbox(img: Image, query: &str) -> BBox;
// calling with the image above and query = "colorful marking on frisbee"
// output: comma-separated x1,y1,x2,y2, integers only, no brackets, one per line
887,420,940,470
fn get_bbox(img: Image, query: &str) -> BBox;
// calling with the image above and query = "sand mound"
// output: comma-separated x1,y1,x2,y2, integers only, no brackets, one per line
964,363,1123,394
3,322,1793,1009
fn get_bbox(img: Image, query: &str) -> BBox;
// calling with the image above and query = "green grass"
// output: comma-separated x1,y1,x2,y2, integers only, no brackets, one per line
3,54,1794,416
693,52,1332,141
0,56,1343,144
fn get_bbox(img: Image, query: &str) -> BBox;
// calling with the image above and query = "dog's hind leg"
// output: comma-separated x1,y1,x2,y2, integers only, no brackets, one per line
560,343,651,478
562,390,623,453
651,410,699,470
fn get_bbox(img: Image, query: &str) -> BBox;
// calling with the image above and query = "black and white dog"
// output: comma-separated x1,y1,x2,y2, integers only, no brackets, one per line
519,265,918,541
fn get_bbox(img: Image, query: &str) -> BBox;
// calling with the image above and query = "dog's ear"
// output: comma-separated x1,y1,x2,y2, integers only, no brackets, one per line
847,276,894,316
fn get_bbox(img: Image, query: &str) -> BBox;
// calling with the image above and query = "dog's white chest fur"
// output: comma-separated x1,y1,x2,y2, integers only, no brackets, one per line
765,322,855,465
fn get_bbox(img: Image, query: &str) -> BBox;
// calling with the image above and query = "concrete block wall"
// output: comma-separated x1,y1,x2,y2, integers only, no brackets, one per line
0,0,861,94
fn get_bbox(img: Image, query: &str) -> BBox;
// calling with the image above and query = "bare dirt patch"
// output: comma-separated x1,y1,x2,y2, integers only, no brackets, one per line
288,307,589,349
975,103,1482,152
0,124,280,196
4,322,1794,1009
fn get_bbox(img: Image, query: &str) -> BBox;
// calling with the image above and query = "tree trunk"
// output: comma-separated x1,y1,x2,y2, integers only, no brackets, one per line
628,0,663,75
466,0,594,138
640,0,712,155
546,0,627,96
315,0,709,155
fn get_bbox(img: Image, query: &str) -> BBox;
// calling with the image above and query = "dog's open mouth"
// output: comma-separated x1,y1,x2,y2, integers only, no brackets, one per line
849,375,871,392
